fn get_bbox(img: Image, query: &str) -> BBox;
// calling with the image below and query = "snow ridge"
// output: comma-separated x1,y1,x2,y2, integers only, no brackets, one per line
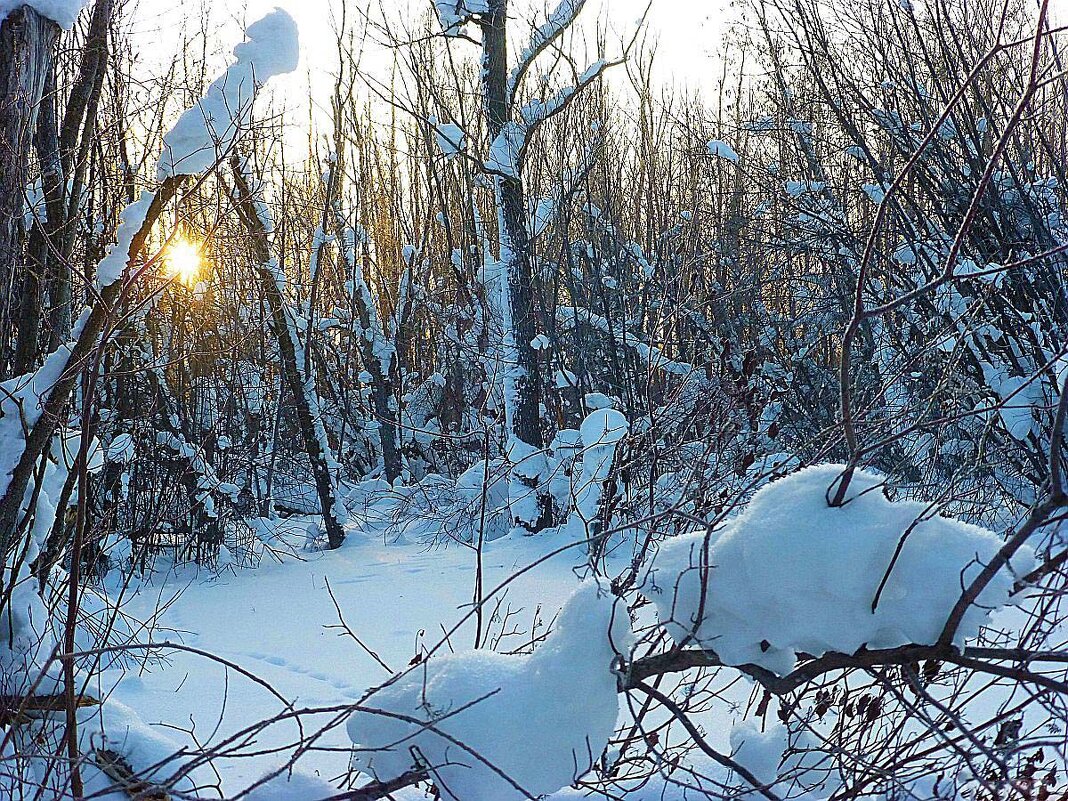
157,9,299,179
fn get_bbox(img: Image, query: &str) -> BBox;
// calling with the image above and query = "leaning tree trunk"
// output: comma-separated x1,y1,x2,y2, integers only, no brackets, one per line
231,164,347,549
0,181,180,584
0,6,59,375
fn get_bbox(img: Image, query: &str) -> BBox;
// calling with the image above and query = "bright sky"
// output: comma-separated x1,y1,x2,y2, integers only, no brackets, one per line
120,0,731,159
128,0,729,93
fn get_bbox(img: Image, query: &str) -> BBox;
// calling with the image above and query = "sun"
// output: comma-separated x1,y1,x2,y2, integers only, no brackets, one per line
165,237,203,287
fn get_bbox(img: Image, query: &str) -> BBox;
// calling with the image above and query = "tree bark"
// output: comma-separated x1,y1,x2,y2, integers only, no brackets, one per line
0,6,59,375
230,165,347,549
13,59,60,373
50,0,112,349
481,0,543,452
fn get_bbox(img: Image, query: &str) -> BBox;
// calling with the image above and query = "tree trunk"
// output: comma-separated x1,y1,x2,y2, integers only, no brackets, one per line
231,164,347,549
49,0,112,349
481,0,542,451
0,6,59,375
480,0,550,531
13,59,61,373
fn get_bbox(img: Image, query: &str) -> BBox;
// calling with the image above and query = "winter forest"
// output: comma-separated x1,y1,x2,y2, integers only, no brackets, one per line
0,0,1067,797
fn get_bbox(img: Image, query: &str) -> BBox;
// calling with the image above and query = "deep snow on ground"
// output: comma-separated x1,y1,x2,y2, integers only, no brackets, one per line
346,580,633,801
95,513,601,796
79,466,1028,799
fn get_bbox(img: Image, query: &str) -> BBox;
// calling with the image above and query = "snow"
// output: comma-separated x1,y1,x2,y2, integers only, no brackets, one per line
729,720,839,797
644,464,1034,676
893,242,917,264
431,117,466,158
79,699,211,799
0,0,88,28
531,196,558,237
982,361,1039,440
83,521,611,796
105,432,135,464
511,0,585,93
707,139,740,163
347,580,632,801
572,409,628,525
0,353,98,701
435,0,489,32
785,180,825,197
156,10,299,179
487,122,524,178
244,767,340,800
95,191,153,288
584,392,614,410
862,182,887,203
0,348,72,500
556,410,629,544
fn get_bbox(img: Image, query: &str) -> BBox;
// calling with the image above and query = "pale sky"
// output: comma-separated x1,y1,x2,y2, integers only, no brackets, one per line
119,0,731,159
128,0,729,94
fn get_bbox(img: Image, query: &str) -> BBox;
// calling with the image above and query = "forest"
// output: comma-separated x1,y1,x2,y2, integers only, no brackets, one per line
0,0,1067,798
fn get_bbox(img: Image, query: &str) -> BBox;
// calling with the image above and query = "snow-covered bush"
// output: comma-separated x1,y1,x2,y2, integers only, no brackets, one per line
347,581,632,800
645,465,1032,674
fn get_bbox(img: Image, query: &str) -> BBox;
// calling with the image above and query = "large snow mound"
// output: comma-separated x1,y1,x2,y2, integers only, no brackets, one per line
156,9,299,178
644,464,1033,675
0,0,88,28
79,699,210,799
347,581,632,801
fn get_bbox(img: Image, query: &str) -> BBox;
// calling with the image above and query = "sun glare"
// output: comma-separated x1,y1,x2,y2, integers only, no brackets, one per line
165,238,202,287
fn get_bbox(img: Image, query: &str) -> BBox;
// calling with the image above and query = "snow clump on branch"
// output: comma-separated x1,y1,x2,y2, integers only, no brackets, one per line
644,464,1034,676
347,580,632,801
0,0,89,28
156,9,300,179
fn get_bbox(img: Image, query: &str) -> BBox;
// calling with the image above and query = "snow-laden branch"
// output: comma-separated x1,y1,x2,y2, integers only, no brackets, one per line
508,0,587,98
485,57,615,179
347,581,631,801
157,10,299,179
434,0,488,34
0,0,88,28
229,159,349,546
642,465,1033,676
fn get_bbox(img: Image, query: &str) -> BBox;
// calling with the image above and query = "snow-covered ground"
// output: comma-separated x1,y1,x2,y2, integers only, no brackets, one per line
94,515,599,796
75,463,1036,799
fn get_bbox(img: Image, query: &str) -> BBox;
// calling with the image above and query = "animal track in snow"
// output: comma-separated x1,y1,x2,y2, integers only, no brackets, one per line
240,650,357,695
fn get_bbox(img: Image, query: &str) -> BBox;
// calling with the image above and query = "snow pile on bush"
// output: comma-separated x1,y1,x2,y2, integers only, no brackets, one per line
0,0,89,28
79,699,210,799
157,9,299,178
435,0,488,33
558,408,628,543
574,409,628,522
645,464,1033,675
730,720,840,797
347,581,632,801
